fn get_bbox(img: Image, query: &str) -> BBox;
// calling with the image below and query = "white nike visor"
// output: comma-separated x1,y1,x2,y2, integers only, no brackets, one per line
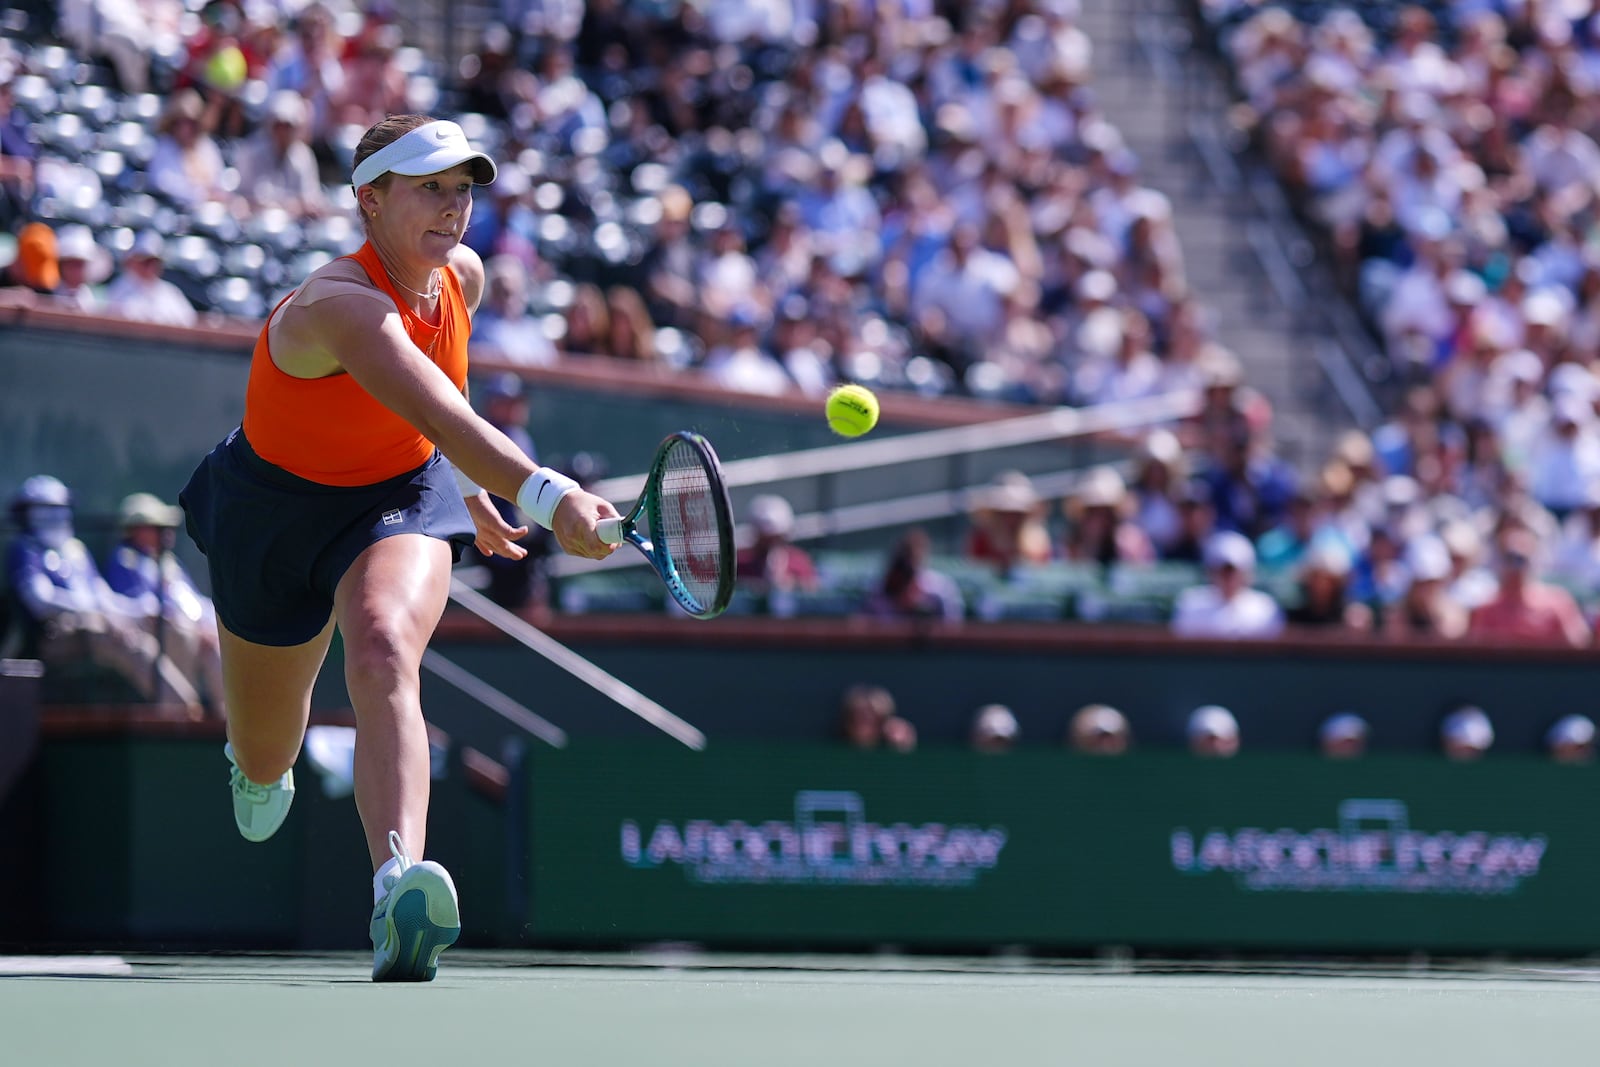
351,120,497,190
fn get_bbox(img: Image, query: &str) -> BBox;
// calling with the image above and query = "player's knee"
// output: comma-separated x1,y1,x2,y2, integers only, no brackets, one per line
343,622,416,694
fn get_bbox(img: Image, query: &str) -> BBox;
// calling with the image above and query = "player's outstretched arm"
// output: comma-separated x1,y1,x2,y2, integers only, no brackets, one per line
306,296,619,559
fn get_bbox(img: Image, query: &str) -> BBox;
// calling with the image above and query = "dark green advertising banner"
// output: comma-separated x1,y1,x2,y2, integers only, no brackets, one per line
528,744,1600,953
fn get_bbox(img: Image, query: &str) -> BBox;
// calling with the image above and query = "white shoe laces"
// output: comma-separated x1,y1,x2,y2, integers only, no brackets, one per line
384,831,415,892
230,766,271,805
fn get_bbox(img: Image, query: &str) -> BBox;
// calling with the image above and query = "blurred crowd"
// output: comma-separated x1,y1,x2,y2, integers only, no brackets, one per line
0,0,1238,405
3,475,222,717
832,681,1598,761
715,337,1599,647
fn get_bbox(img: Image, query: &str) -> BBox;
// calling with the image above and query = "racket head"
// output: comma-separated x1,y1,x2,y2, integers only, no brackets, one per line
641,431,735,619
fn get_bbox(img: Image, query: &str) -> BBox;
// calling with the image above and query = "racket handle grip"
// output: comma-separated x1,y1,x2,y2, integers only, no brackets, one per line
597,517,624,545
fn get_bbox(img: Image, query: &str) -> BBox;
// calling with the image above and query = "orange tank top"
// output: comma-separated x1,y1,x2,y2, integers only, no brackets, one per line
241,242,471,486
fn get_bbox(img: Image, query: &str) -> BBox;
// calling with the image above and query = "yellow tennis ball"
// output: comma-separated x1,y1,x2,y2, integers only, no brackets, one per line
826,384,879,437
204,46,248,92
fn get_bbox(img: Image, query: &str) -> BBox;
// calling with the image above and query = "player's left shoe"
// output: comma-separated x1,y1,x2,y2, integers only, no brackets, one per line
225,742,295,843
370,831,460,983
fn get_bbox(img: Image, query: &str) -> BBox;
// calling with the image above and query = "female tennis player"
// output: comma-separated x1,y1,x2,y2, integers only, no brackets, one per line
180,113,618,982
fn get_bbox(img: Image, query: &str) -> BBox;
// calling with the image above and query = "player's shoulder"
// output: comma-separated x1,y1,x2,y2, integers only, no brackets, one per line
289,257,392,323
448,243,485,312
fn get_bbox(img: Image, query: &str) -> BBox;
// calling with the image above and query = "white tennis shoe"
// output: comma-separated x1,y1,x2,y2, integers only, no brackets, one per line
224,743,295,842
370,831,460,982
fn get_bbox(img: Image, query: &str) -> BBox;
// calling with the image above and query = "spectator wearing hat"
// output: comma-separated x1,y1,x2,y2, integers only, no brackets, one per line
1441,705,1494,762
736,494,819,599
53,225,111,313
966,471,1053,576
1468,528,1590,647
1286,541,1371,631
1,222,60,299
1060,466,1154,567
470,256,557,366
147,88,234,213
1546,715,1596,764
1187,704,1239,758
971,703,1020,754
839,684,916,753
1383,534,1468,640
1319,712,1368,759
237,90,328,219
1067,703,1131,755
104,233,199,328
102,492,225,714
5,476,201,711
1172,531,1284,638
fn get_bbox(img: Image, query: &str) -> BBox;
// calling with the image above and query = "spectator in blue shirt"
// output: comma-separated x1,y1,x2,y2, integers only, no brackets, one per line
0,74,35,230
1200,425,1298,539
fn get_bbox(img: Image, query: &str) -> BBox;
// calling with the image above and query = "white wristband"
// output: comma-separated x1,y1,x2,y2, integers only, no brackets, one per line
516,468,580,530
452,465,481,498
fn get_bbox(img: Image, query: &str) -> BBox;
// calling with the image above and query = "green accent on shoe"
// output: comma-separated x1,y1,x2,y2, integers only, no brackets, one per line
224,743,295,843
371,831,461,983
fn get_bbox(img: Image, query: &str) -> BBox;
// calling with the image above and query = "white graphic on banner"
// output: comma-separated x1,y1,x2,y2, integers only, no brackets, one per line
1170,799,1547,895
620,790,1008,887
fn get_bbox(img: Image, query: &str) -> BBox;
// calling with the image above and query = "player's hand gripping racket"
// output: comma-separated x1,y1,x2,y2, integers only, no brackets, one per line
596,431,736,619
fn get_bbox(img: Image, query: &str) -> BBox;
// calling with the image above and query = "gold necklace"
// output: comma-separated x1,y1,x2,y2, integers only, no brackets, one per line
389,268,441,302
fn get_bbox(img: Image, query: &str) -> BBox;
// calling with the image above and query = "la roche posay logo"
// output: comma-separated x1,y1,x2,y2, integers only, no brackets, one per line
620,790,1008,887
1170,799,1548,895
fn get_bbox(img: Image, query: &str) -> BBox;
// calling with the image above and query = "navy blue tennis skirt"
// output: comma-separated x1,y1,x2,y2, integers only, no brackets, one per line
179,428,476,646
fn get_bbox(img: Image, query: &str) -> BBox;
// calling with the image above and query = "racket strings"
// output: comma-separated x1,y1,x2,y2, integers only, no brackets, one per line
657,442,725,609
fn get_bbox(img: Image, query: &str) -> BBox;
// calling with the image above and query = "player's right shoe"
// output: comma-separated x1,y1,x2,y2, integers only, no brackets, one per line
225,742,295,843
370,831,460,983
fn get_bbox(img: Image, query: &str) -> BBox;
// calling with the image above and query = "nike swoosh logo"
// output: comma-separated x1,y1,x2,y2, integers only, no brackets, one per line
536,482,550,504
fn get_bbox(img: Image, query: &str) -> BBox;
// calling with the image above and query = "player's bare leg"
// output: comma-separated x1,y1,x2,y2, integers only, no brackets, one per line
334,532,460,982
217,619,335,840
333,533,452,868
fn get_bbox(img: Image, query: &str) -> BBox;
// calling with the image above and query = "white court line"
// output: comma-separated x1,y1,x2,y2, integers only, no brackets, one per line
0,956,133,976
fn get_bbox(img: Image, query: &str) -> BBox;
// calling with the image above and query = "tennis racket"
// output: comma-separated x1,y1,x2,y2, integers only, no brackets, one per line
596,431,736,619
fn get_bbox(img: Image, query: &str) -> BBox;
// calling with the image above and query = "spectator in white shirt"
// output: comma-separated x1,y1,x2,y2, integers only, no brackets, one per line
146,89,233,212
53,224,109,313
1527,394,1600,516
104,232,198,328
703,307,792,396
237,90,328,219
1172,530,1285,638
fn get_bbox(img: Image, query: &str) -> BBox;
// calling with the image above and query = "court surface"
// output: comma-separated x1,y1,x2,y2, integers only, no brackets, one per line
5,950,1600,1065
